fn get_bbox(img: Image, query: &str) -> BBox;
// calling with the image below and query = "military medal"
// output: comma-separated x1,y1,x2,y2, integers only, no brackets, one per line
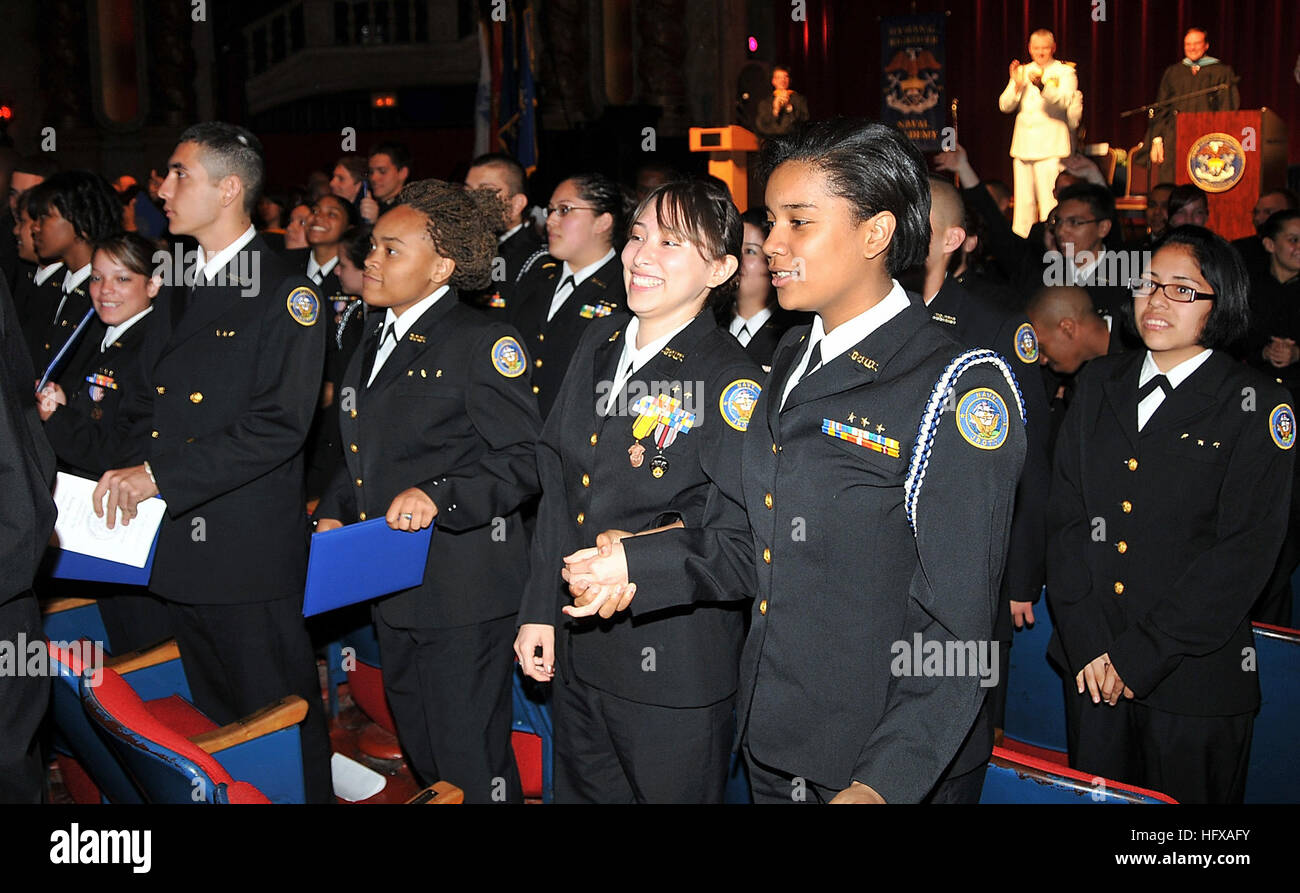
650,455,669,478
628,443,646,467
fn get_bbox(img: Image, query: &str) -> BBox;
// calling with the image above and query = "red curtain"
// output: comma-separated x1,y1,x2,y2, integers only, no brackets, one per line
773,0,1300,186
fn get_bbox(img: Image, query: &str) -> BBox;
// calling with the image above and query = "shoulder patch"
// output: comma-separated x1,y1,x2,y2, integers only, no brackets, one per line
287,287,320,326
1013,322,1039,363
491,336,527,378
720,378,762,432
1270,403,1295,450
956,387,1010,450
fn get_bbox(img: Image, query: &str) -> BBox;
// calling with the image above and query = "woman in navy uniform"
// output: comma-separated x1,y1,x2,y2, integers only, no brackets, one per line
1047,225,1294,803
315,180,542,804
514,178,761,803
738,119,1026,804
38,232,171,653
722,208,807,373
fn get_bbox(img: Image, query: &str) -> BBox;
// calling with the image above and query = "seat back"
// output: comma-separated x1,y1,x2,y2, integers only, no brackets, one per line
49,642,144,803
1003,594,1069,752
80,666,253,804
42,598,112,654
511,666,554,803
981,746,1177,804
1245,623,1300,803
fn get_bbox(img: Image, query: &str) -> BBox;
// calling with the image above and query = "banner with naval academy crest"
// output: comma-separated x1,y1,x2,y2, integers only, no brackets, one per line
881,14,947,152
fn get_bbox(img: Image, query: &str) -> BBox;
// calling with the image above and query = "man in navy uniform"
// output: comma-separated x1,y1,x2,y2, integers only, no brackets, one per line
739,119,1026,803
462,153,545,317
93,122,332,802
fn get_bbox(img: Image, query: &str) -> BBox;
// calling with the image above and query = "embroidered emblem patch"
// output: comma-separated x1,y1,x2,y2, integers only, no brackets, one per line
491,336,527,378
955,388,1009,450
1270,403,1295,450
720,378,761,432
1014,322,1039,364
286,287,320,326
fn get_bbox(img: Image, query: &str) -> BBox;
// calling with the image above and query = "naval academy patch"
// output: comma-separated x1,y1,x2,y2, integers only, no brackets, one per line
287,287,320,326
720,378,762,431
491,336,527,378
956,387,1010,450
1013,322,1038,364
1270,404,1295,450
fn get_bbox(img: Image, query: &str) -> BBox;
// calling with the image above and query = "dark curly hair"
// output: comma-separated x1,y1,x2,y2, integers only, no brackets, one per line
397,178,505,290
759,118,931,277
27,170,122,245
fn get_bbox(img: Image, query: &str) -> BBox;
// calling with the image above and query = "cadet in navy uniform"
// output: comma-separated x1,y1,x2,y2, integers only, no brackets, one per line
1047,226,1294,804
462,152,545,317
12,189,66,366
315,180,542,804
27,171,122,378
93,123,333,802
0,274,56,803
38,233,172,654
515,178,760,802
723,208,807,373
740,120,1027,804
508,173,629,418
917,178,1051,779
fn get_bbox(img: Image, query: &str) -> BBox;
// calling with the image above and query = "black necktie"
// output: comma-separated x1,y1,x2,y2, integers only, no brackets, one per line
1139,373,1170,402
797,340,823,384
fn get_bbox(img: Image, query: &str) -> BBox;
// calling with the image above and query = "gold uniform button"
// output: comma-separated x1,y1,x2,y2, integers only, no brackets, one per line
189,392,203,403
537,333,545,342
576,512,585,525
1127,458,1138,471
1121,500,1132,513
1117,541,1128,554
771,442,778,454
581,474,590,487
349,409,357,418
155,386,166,395
534,358,543,368
350,443,359,453
1114,581,1125,595
355,478,363,487
763,548,771,564
759,599,767,615
151,430,159,438
764,493,773,509
359,512,367,521
532,385,540,394
589,433,598,446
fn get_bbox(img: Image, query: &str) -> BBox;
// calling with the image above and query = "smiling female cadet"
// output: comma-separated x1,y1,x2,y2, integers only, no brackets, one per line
1047,225,1294,804
314,180,542,803
737,119,1026,804
514,178,761,803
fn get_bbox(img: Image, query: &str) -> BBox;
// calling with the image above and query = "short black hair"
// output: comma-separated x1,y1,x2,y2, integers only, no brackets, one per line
26,171,122,245
1154,225,1249,350
1261,209,1300,242
469,152,527,196
15,154,59,179
740,207,768,231
758,118,931,277
1055,182,1115,221
568,172,635,251
1261,188,1300,212
177,122,266,217
630,177,742,302
340,223,373,271
1166,184,1208,218
370,141,412,173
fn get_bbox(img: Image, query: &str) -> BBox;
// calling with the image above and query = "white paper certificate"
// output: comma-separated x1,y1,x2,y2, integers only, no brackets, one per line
51,472,167,568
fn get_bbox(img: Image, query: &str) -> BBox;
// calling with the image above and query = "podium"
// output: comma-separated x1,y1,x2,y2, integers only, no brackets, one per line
689,126,760,212
1175,109,1287,241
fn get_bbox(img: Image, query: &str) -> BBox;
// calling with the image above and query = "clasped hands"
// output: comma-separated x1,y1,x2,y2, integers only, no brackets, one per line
561,529,636,620
1076,652,1134,706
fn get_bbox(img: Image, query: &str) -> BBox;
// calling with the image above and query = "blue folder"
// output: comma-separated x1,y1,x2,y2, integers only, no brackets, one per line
302,518,434,617
44,528,161,586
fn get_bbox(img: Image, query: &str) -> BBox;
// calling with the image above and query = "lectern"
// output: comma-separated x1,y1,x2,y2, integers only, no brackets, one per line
689,125,760,212
1175,109,1288,241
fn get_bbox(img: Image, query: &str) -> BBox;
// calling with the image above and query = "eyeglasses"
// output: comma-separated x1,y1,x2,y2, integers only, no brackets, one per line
1048,215,1101,229
1128,277,1216,303
546,204,598,217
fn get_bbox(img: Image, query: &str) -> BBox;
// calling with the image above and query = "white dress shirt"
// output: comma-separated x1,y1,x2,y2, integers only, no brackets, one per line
34,261,64,287
602,314,695,415
100,306,154,352
547,248,616,322
780,280,911,410
730,306,773,347
306,252,339,285
197,225,258,283
1137,348,1213,431
368,285,452,386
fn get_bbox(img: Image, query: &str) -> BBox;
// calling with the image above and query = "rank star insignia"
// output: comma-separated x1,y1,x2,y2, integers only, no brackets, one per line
847,413,856,423
876,424,885,433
